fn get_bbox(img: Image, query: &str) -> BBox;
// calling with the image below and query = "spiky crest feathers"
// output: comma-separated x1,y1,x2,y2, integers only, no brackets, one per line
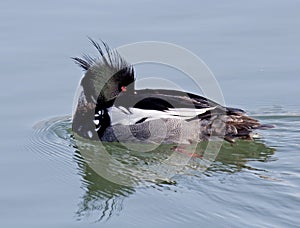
72,38,135,104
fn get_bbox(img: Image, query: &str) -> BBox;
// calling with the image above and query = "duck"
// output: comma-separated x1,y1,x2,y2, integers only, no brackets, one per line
72,39,273,144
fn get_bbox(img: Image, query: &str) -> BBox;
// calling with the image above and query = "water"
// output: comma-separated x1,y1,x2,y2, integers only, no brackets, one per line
1,0,300,227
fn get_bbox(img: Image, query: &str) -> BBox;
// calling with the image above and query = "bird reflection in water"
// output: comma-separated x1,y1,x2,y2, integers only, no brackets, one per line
74,149,135,222
72,136,275,222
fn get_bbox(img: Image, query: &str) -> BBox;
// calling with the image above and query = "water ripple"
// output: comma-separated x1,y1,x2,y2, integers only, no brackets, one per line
27,109,295,222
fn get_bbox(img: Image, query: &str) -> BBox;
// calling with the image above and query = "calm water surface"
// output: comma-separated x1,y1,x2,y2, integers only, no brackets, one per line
1,1,300,227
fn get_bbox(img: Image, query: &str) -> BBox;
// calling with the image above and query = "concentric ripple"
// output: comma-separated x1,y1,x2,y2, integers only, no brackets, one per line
27,110,284,186
29,116,75,167
27,109,300,222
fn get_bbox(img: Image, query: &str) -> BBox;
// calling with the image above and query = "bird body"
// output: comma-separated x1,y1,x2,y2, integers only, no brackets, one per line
72,40,273,144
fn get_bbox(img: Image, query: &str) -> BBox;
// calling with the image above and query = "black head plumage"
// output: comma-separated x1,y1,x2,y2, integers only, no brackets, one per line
73,38,135,105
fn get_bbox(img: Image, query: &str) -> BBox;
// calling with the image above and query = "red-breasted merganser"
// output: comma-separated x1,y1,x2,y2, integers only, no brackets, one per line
72,39,273,144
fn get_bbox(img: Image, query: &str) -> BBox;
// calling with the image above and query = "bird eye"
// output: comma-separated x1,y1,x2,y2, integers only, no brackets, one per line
121,86,127,92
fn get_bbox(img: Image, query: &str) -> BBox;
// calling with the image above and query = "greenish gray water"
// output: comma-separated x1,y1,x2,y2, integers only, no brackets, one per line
1,0,300,227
